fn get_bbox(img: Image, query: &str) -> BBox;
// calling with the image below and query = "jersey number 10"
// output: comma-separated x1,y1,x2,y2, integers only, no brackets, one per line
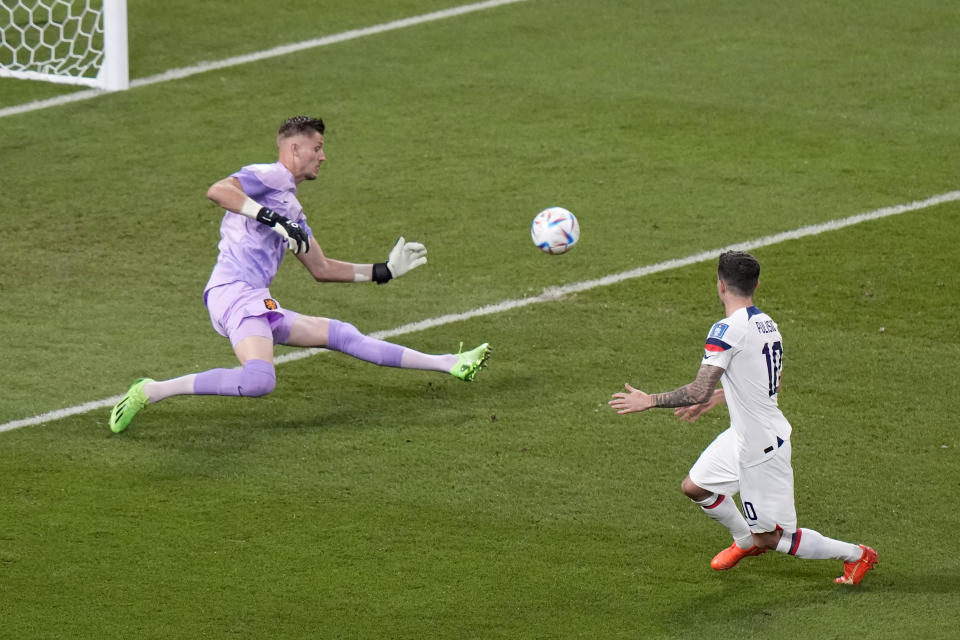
762,341,783,397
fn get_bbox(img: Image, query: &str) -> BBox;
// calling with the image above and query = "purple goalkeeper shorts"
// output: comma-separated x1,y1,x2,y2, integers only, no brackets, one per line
204,281,299,346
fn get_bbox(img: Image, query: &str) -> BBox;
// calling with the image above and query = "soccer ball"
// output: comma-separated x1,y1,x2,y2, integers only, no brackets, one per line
530,207,580,254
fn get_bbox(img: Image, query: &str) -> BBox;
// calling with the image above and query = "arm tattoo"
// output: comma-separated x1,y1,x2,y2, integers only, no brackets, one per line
652,365,724,408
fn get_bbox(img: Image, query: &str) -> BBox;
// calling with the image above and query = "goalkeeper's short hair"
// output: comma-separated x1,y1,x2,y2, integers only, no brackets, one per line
278,116,326,139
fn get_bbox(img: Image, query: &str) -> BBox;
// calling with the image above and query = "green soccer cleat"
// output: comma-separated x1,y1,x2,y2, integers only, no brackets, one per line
109,378,153,433
450,343,491,382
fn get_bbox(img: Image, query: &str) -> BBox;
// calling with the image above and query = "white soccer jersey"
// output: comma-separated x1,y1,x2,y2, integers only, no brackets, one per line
702,305,792,468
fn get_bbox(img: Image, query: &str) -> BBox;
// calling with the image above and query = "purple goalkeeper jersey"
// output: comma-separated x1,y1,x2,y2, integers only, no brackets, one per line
204,162,313,294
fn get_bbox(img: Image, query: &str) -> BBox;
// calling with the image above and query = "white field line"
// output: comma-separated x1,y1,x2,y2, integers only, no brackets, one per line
3,189,957,433
0,0,528,119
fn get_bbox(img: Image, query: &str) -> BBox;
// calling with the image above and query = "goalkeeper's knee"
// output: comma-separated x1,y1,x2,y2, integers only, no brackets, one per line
238,359,276,397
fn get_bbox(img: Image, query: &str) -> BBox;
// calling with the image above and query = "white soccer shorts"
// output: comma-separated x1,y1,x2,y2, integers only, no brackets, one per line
688,427,797,534
688,427,742,497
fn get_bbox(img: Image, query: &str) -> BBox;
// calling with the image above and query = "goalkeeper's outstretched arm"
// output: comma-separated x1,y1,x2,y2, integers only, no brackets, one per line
297,236,428,284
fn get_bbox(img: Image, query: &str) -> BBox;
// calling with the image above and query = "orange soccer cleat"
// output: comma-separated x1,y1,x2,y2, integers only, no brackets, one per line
834,545,878,585
711,543,767,571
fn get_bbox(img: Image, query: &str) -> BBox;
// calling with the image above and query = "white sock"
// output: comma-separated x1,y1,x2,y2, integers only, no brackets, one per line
400,350,456,372
776,528,862,561
694,494,754,548
143,374,197,403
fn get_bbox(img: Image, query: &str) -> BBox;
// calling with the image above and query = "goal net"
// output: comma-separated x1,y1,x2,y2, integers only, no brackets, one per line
0,0,128,90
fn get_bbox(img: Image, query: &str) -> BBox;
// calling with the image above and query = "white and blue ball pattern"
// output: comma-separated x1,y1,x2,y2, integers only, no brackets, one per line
530,207,580,254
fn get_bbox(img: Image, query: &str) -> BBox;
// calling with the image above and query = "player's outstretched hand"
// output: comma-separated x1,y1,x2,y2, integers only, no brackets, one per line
386,236,427,278
608,383,654,414
256,207,310,254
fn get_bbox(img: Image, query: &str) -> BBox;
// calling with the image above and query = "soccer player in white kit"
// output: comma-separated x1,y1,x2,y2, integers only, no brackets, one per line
609,251,877,585
109,116,490,433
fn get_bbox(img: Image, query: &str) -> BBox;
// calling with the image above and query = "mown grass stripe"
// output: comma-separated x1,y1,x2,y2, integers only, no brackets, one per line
3,189,956,433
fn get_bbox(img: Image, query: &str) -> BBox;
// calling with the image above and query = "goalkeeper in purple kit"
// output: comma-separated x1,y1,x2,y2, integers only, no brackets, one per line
109,116,490,433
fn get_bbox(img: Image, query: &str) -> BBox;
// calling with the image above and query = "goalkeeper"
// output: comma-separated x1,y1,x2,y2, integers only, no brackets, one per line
109,116,490,433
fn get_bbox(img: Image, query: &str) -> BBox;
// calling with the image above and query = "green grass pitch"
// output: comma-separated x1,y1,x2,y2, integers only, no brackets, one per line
1,0,959,637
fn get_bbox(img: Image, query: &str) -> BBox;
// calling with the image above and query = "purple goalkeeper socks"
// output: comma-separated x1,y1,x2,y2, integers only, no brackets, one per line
327,319,404,367
193,358,276,397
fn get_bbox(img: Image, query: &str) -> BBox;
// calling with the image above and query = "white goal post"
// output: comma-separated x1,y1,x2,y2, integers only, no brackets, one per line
0,0,128,91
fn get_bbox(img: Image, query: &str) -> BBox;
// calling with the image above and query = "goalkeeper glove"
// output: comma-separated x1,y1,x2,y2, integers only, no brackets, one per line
255,207,310,254
372,237,427,284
